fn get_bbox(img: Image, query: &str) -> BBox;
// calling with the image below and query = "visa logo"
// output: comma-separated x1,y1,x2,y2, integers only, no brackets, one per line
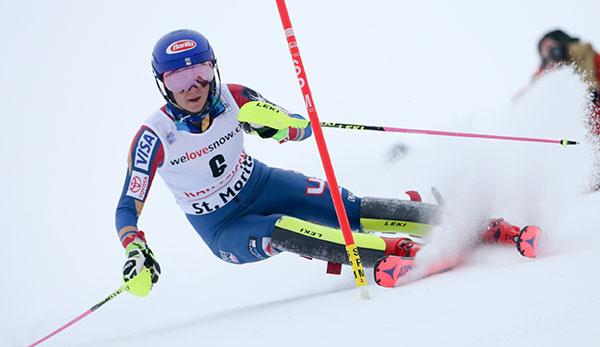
134,130,158,172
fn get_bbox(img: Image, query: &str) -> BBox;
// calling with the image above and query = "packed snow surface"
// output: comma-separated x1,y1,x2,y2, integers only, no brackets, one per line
2,1,599,346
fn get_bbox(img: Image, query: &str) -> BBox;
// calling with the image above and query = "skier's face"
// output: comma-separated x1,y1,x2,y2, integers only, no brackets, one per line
540,38,559,61
163,62,215,113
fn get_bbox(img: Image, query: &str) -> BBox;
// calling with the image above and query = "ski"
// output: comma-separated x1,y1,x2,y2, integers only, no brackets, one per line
374,225,542,288
374,254,461,288
517,225,541,258
374,256,416,287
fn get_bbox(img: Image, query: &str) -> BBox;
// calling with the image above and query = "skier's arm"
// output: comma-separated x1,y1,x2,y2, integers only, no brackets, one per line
228,83,312,143
115,126,164,248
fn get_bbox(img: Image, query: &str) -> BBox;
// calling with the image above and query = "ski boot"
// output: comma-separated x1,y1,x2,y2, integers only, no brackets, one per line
383,237,421,257
481,218,540,258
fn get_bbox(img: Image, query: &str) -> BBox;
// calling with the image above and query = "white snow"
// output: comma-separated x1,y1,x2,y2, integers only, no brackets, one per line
2,1,600,346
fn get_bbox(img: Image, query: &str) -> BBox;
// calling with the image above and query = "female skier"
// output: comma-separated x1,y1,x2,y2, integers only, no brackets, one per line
116,29,532,294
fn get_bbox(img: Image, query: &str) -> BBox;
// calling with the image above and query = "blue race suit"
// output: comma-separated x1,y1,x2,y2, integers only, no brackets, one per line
116,84,361,264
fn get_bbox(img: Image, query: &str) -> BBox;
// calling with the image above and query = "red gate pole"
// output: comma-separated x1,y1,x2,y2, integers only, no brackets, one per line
275,0,370,299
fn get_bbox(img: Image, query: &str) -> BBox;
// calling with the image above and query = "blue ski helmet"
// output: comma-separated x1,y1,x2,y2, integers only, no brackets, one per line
152,29,216,80
151,29,220,118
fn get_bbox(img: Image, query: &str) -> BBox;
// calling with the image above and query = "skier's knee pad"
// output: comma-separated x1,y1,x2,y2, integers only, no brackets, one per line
212,234,280,265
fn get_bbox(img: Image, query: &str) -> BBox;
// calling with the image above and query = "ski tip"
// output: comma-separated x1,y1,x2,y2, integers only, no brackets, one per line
431,186,445,206
374,255,415,288
517,226,541,258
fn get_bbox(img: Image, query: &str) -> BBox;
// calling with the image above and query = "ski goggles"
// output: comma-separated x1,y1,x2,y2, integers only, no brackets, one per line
163,62,215,93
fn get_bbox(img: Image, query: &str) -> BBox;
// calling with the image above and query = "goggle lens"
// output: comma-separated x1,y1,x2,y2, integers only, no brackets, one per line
163,62,215,93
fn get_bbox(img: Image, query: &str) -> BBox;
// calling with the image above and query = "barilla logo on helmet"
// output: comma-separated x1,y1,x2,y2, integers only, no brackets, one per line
166,39,197,55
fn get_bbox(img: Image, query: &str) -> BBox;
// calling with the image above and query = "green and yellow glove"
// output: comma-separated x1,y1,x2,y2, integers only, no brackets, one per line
122,235,161,297
238,101,309,141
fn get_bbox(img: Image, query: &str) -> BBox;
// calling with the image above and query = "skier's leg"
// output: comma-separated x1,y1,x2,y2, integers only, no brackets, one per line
248,167,362,230
196,212,382,265
182,165,442,265
254,167,535,252
194,211,419,267
195,213,283,264
362,197,540,254
203,212,384,265
251,167,443,236
271,216,421,267
359,197,442,237
181,166,426,265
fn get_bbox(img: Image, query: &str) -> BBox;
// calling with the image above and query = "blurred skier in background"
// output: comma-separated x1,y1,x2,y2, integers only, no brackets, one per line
116,29,537,295
514,29,600,190
522,29,600,134
539,29,600,190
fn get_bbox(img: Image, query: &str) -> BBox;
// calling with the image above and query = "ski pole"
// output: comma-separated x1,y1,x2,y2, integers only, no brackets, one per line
275,0,371,299
28,283,127,346
320,121,579,146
